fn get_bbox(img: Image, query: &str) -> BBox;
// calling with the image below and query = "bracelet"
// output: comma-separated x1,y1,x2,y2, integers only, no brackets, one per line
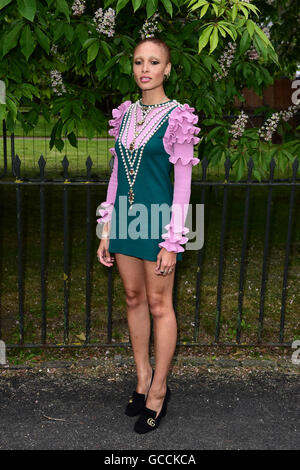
102,233,110,239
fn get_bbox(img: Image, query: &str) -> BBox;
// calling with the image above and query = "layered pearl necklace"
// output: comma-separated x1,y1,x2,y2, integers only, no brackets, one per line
117,99,179,209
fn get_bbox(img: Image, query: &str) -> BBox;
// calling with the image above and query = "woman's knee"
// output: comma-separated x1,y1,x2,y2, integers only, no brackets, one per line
125,288,147,310
147,294,173,318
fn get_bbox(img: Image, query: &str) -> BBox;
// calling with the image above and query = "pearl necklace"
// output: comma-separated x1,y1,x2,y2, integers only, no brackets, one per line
137,98,171,125
126,100,175,152
117,100,179,208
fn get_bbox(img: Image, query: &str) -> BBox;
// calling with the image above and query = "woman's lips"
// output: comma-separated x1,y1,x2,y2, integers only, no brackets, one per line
140,77,152,82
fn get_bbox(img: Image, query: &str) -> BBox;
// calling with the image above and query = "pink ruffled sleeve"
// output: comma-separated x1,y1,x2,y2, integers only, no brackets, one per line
159,103,201,253
97,100,131,225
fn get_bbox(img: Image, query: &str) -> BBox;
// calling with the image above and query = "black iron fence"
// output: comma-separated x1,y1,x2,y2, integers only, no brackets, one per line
0,152,299,350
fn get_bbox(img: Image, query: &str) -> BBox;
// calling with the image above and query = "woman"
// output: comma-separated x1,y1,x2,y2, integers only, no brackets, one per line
97,37,200,434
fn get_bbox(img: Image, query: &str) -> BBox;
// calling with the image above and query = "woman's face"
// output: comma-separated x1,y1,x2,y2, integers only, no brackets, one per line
133,42,170,91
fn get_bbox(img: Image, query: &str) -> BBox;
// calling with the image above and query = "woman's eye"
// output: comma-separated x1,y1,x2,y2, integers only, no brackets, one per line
134,61,159,65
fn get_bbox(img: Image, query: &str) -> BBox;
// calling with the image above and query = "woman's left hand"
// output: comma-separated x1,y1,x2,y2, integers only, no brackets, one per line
155,248,177,276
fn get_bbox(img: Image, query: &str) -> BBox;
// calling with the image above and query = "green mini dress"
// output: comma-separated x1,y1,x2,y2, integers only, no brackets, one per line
108,101,183,262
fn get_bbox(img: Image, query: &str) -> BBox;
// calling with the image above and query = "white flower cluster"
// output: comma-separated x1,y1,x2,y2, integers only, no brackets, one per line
229,110,249,139
279,103,300,122
258,103,300,141
262,26,271,40
246,25,270,61
93,7,115,37
139,12,160,39
50,69,66,96
213,41,237,80
258,113,280,142
247,45,260,61
51,44,58,55
71,0,86,16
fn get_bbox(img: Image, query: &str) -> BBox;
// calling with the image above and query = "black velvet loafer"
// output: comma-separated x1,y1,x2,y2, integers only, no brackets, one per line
133,385,171,434
125,368,155,417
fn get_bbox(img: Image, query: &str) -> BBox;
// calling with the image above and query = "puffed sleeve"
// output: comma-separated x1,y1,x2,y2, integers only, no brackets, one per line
159,103,201,253
96,100,131,225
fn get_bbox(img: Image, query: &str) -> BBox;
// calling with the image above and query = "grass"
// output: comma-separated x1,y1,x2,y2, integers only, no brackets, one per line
0,180,299,352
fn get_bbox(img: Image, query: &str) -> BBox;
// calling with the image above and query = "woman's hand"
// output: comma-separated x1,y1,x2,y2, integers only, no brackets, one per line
155,248,176,276
97,238,115,267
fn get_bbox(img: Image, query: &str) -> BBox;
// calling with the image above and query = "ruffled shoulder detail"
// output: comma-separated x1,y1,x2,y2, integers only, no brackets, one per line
163,103,201,166
108,100,132,140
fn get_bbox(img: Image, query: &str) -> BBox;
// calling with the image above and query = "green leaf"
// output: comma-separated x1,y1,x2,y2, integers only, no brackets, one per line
83,118,95,139
87,41,100,64
62,117,75,135
34,26,50,54
6,96,18,120
212,3,218,16
67,131,77,148
55,0,70,22
17,0,36,22
236,157,245,181
232,4,238,22
2,20,24,56
132,0,143,12
64,25,74,42
95,55,120,82
0,0,13,9
253,33,268,61
242,2,259,17
206,126,223,139
253,23,272,47
82,38,97,50
187,0,208,13
209,27,219,54
200,3,209,17
146,0,157,18
61,103,72,121
239,29,251,54
161,0,172,16
246,19,255,37
20,24,35,61
75,24,89,46
100,40,111,59
182,55,191,75
218,22,236,41
0,104,6,121
119,55,131,75
239,5,248,19
198,25,214,53
116,0,130,15
53,22,65,41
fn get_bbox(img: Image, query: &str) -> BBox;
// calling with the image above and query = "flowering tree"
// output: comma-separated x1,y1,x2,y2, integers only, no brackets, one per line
0,0,298,179
254,0,300,79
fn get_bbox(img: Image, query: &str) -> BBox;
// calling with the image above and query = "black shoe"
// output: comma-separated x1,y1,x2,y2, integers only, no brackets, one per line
125,368,155,417
134,385,171,434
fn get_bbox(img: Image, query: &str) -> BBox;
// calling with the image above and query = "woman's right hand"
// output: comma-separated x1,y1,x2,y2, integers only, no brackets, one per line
97,238,115,267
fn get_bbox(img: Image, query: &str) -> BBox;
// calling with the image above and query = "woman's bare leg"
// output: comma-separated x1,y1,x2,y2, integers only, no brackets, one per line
115,253,153,394
143,260,177,416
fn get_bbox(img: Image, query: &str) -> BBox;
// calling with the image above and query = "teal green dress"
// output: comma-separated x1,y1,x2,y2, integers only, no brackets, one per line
108,105,183,262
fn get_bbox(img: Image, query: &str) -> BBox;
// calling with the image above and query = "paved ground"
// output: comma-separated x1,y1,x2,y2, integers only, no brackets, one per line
0,358,299,450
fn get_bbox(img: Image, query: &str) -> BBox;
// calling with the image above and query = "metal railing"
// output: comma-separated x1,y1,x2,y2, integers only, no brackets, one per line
0,152,298,350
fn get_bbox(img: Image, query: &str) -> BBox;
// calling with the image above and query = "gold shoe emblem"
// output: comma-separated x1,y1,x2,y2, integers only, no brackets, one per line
128,399,133,403
147,418,156,427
